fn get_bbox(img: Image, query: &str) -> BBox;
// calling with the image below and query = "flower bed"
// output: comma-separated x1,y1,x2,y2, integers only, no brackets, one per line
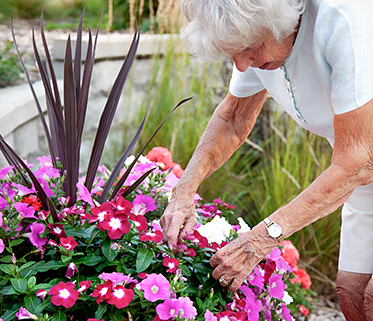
0,147,314,321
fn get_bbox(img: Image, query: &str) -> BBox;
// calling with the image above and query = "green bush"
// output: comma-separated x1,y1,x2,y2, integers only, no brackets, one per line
0,41,23,88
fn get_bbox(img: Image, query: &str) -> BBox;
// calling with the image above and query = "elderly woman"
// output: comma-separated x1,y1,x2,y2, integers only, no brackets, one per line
160,0,373,319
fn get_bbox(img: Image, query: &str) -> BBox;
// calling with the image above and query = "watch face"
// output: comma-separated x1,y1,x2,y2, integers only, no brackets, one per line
268,224,282,238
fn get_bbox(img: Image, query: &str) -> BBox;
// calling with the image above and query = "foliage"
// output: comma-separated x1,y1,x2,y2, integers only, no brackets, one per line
0,149,314,320
0,0,44,20
0,41,23,88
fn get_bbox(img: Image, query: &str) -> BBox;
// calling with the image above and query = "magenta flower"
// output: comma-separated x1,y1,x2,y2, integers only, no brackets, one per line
240,285,262,321
0,165,13,180
49,281,79,308
16,307,38,320
91,281,113,304
129,213,148,232
268,273,285,300
101,213,131,239
88,203,114,227
204,309,217,321
77,181,94,207
60,236,78,251
247,267,264,290
36,289,48,300
37,155,53,167
0,239,4,254
178,297,197,319
77,280,91,293
106,285,134,308
14,202,36,219
35,178,55,197
29,222,48,248
12,183,36,197
0,212,3,227
139,230,163,243
280,302,293,321
156,298,180,320
47,223,66,238
140,273,172,302
99,272,129,286
66,262,78,278
0,196,7,211
163,257,179,273
131,194,156,215
113,196,133,213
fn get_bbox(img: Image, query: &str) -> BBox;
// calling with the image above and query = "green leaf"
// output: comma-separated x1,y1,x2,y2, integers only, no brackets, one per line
0,264,16,276
1,304,22,321
201,276,219,294
31,260,65,272
108,310,123,321
19,261,36,272
0,285,17,295
10,239,24,247
75,253,105,266
94,303,108,320
24,296,41,314
34,283,53,291
51,310,67,321
66,226,96,239
101,239,119,262
20,268,38,278
10,278,28,293
136,248,153,273
179,264,191,277
0,255,13,263
61,255,71,264
27,276,37,289
193,262,212,275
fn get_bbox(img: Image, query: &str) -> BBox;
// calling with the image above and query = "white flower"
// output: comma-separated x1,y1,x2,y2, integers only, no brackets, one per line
282,291,293,305
197,216,232,244
237,217,251,234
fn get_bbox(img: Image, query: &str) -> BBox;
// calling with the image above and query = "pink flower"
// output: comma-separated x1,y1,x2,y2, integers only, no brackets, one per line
47,223,66,238
106,285,134,308
240,285,262,321
163,258,179,274
49,281,79,308
213,198,235,209
77,181,94,207
37,155,53,167
139,230,163,243
281,303,293,321
299,304,310,316
204,309,218,321
292,268,311,290
177,297,197,319
268,273,285,300
140,273,172,302
0,198,6,212
91,281,113,304
14,202,36,219
156,298,180,320
113,196,133,213
0,238,5,254
129,213,148,232
36,289,48,300
101,213,131,239
247,267,264,290
60,236,78,251
29,222,48,248
131,194,156,215
77,280,91,293
16,307,38,320
146,147,173,167
66,262,78,278
35,177,55,197
280,240,299,268
85,203,114,227
0,165,14,179
99,272,130,286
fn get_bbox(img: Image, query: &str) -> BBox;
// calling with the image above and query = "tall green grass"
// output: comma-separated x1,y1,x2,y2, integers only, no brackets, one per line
107,42,340,294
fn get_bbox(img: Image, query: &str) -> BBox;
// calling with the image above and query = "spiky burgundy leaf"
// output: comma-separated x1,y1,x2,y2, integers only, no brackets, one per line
120,167,157,199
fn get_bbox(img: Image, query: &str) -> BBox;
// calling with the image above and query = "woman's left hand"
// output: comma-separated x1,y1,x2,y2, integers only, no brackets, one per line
210,222,278,292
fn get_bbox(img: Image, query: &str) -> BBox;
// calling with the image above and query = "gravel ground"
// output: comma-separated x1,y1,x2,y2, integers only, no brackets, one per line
1,20,347,321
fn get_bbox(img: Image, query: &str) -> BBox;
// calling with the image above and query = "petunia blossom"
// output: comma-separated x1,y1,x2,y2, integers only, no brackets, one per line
204,309,217,321
106,285,134,308
99,272,131,286
177,297,197,320
0,165,14,180
14,202,36,219
140,273,172,302
156,298,180,320
16,307,38,320
0,239,5,254
131,194,156,215
268,273,285,300
29,222,48,248
49,281,79,308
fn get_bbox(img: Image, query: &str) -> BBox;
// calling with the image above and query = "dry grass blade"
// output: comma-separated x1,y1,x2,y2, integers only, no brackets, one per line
85,26,140,192
64,36,79,205
98,115,147,203
110,97,192,200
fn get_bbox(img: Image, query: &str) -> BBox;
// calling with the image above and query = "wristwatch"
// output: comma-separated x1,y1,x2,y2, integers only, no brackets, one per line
264,218,284,242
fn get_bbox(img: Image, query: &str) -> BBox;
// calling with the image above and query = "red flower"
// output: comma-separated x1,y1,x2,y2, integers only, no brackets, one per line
163,257,179,273
49,282,79,308
169,163,184,178
138,272,148,279
47,223,66,238
113,196,133,214
66,262,78,278
190,230,208,249
60,236,78,251
173,243,196,257
146,147,173,167
100,213,131,239
280,240,300,268
292,267,311,290
106,285,134,308
139,230,163,242
89,203,115,230
299,305,310,316
77,280,91,293
22,195,42,211
91,281,113,304
129,213,148,232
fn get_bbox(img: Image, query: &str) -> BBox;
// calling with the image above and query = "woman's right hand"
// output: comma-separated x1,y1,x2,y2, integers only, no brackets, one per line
160,188,197,250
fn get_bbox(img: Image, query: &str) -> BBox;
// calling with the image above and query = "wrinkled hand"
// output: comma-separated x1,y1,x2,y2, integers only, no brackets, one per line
160,190,197,249
210,223,277,292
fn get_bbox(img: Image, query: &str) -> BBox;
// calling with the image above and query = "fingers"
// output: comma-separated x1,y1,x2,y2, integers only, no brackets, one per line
178,215,198,241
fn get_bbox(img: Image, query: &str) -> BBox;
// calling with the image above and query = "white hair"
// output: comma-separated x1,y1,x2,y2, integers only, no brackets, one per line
180,0,308,62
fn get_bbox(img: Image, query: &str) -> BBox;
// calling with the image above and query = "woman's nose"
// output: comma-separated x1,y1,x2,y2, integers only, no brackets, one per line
232,53,254,72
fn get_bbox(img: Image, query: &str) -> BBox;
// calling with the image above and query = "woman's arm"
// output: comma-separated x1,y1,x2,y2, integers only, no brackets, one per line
160,89,268,248
211,98,373,292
